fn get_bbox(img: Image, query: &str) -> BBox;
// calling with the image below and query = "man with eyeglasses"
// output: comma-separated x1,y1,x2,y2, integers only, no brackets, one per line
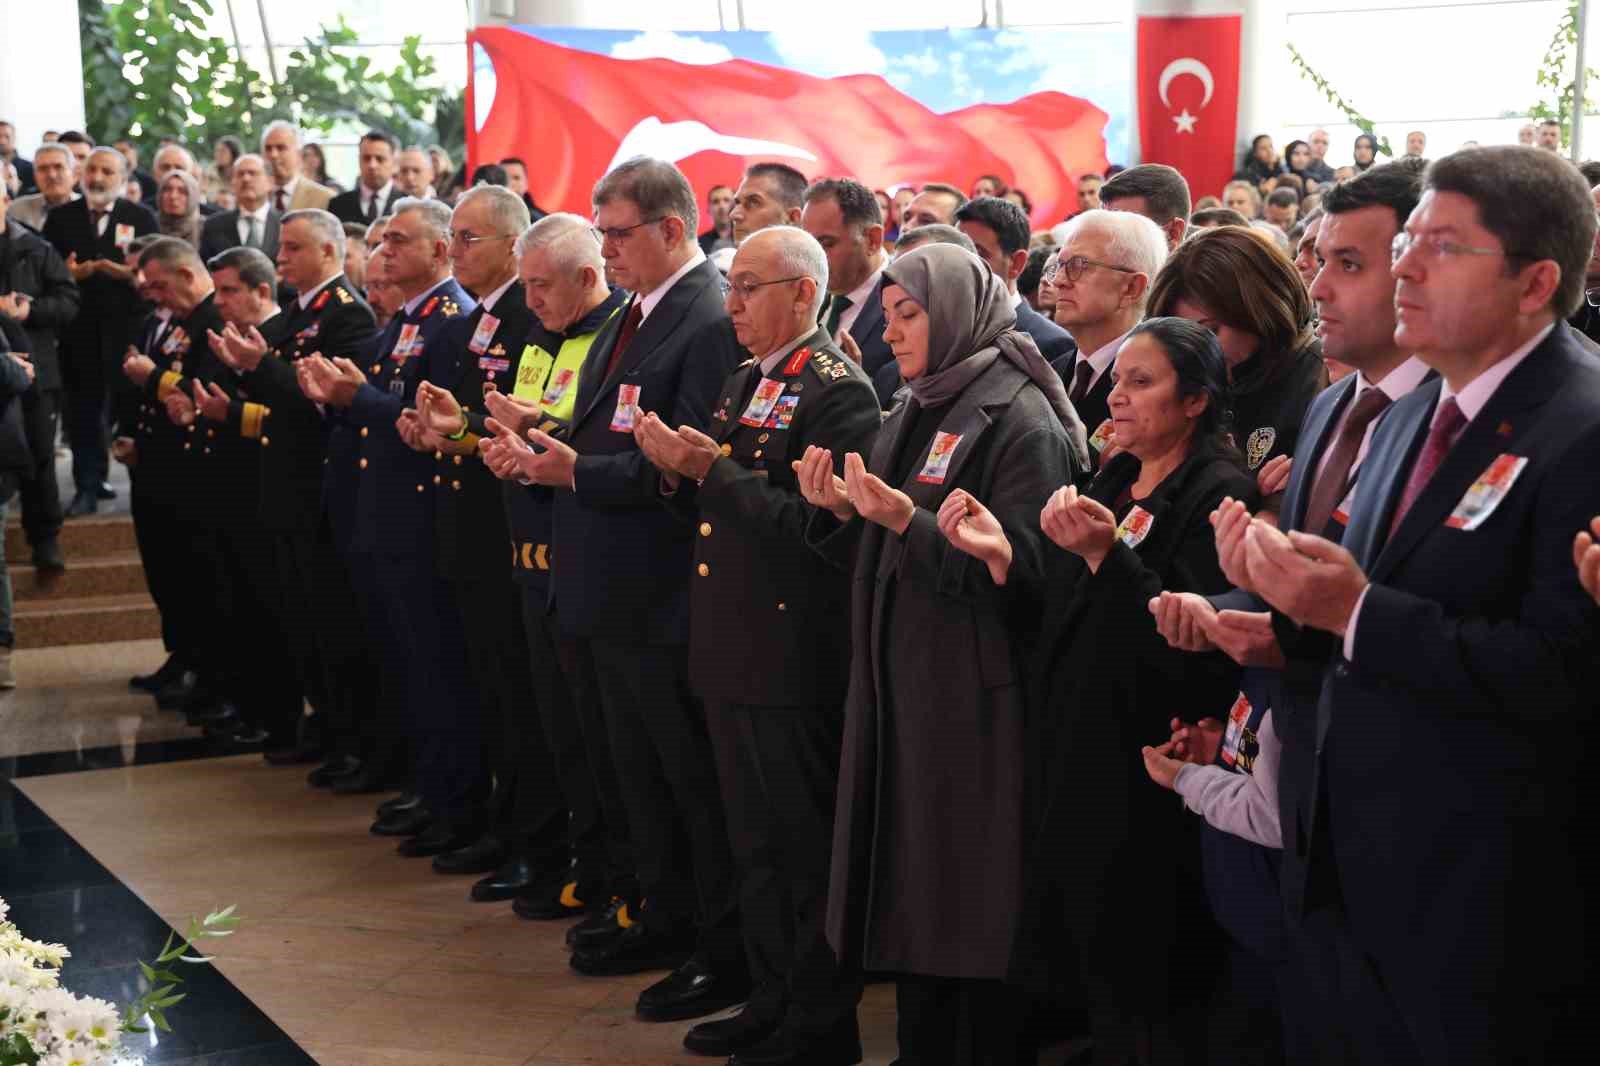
1043,208,1169,474
635,224,879,1065
1238,145,1600,1064
480,156,748,1022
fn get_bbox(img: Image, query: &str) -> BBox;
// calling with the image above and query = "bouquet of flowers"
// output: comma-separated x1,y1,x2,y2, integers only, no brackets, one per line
0,897,238,1066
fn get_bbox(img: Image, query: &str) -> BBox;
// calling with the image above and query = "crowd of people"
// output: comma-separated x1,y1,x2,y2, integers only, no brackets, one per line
0,111,1597,1066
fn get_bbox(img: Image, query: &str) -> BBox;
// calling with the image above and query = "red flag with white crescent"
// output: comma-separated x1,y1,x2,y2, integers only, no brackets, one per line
1136,14,1242,203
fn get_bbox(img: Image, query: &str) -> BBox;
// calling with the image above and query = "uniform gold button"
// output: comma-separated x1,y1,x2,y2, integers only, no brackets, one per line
758,433,769,443
370,364,380,374
183,443,191,451
753,449,763,458
433,475,441,485
720,444,732,456
260,436,270,447
453,455,462,465
360,427,369,438
699,522,712,537
777,602,787,611
416,484,424,492
359,458,368,469
451,479,460,490
433,450,442,460
206,428,215,439
697,563,710,577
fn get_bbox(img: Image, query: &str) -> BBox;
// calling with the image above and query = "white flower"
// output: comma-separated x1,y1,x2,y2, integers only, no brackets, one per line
0,897,11,923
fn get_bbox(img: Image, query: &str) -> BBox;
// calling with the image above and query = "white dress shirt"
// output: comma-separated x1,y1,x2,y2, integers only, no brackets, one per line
1072,330,1131,395
638,249,707,323
836,255,887,337
236,202,271,247
478,276,517,316
360,181,393,219
1310,355,1432,488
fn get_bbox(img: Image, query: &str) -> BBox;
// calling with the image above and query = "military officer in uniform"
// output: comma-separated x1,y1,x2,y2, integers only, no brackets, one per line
635,226,880,1066
476,213,629,919
203,213,380,772
298,197,484,856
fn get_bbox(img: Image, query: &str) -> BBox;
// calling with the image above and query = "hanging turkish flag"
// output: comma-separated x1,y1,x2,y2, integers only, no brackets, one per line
1136,14,1242,203
468,28,1109,228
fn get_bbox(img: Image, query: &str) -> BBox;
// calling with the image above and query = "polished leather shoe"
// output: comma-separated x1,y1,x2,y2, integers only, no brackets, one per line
263,743,323,766
569,923,694,977
97,481,116,501
199,705,243,735
156,671,198,711
330,764,398,795
431,835,505,876
514,873,599,920
730,1019,862,1066
377,791,421,817
307,756,361,788
636,955,750,1021
222,725,271,746
397,823,481,859
470,856,536,902
131,654,182,693
370,807,431,837
683,1007,780,1056
566,896,636,950
32,539,66,574
64,491,97,518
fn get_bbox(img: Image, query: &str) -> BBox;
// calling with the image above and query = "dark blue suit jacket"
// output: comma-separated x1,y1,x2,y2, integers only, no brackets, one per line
1298,324,1600,1062
551,259,744,643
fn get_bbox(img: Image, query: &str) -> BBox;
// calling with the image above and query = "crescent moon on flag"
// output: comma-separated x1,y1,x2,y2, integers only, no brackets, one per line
1158,58,1215,110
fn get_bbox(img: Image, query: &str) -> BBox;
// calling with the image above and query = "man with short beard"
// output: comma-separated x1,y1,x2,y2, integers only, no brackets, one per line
44,145,156,516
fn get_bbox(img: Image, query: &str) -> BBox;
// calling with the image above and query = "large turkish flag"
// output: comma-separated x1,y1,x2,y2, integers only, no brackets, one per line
468,28,1109,228
1136,14,1242,203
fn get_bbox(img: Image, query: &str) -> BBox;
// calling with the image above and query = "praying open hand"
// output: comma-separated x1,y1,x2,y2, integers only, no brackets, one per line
843,451,913,534
482,387,541,440
299,354,366,408
395,409,433,452
192,380,230,422
1040,484,1118,571
937,489,1013,585
163,388,196,428
1244,519,1368,636
482,416,577,489
122,346,156,387
633,411,720,487
1256,454,1292,498
1575,516,1600,605
415,381,468,440
208,322,270,373
1210,497,1255,595
792,445,854,523
1140,741,1187,791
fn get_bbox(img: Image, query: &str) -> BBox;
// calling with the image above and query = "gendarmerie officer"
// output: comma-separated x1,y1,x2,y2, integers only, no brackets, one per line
636,225,880,1065
402,186,568,891
298,196,484,856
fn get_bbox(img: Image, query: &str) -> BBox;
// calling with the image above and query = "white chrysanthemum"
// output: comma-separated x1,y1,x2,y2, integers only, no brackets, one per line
0,897,11,922
0,952,58,989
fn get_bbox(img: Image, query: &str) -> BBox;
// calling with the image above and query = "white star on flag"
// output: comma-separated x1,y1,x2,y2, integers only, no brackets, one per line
1172,109,1198,134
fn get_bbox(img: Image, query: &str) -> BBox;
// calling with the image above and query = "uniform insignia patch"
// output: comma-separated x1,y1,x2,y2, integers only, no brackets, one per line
441,298,462,318
420,296,439,318
334,286,353,304
312,289,331,312
1245,426,1276,470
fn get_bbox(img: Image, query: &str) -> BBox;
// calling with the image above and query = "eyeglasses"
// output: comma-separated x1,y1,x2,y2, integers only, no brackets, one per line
592,217,664,243
1390,231,1518,265
727,274,805,301
1043,255,1136,285
447,230,515,248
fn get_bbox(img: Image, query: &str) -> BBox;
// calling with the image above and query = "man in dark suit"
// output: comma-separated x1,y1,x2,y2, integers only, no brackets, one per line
637,225,878,1065
328,130,402,227
199,154,278,264
1241,146,1600,1064
801,179,892,399
44,146,156,516
1098,163,1191,250
479,157,746,1020
955,196,1075,364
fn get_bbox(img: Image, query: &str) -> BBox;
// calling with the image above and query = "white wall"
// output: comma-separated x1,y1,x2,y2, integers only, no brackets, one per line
0,0,87,149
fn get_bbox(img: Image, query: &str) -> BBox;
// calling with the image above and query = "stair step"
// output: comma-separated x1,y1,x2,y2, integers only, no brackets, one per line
11,552,149,602
13,592,162,649
5,514,139,564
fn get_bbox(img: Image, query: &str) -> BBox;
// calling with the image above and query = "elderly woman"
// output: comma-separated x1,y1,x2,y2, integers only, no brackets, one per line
796,243,1086,1064
156,170,202,248
1146,225,1326,488
951,317,1255,1062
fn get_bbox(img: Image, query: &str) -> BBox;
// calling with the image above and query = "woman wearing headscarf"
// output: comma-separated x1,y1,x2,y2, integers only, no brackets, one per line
795,243,1086,1064
1233,134,1285,194
1353,132,1379,172
156,170,202,248
1283,139,1314,188
948,318,1255,1062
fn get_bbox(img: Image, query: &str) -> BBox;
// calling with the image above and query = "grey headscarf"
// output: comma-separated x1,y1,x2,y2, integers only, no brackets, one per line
157,170,203,248
883,243,1088,467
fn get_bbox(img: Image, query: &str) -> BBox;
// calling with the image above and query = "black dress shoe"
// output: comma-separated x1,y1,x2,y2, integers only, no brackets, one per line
431,835,505,876
199,705,243,735
370,807,431,837
468,855,536,901
514,872,600,920
64,491,97,518
683,1007,781,1056
331,764,398,795
130,654,182,693
636,955,751,1022
377,791,421,817
31,539,66,574
397,823,481,859
156,671,198,711
307,756,361,788
223,725,271,746
566,896,636,950
730,1018,862,1066
569,923,694,977
263,743,323,766
97,481,117,501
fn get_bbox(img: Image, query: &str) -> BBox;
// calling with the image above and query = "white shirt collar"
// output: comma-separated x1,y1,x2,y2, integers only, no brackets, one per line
1355,355,1431,404
1438,320,1554,422
638,250,707,322
296,273,341,311
275,175,300,200
361,180,392,208
403,276,453,317
758,328,816,376
1078,328,1131,387
836,258,886,336
479,276,517,315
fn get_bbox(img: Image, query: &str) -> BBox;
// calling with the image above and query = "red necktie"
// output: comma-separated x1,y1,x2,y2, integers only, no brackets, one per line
1302,387,1392,535
274,187,287,213
1387,397,1467,537
604,299,644,380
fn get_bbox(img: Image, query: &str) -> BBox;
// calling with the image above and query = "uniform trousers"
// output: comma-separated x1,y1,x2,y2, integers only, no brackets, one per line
62,377,108,497
370,552,484,829
128,469,195,660
518,591,610,880
705,699,856,1031
451,575,564,863
210,519,301,744
561,633,635,901
341,549,409,778
587,638,739,961
1281,905,1420,1066
16,388,61,548
895,976,1034,1066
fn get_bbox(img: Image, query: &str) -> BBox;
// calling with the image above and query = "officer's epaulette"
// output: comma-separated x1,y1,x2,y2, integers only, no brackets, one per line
440,297,463,318
311,289,331,312
808,346,852,383
333,285,354,305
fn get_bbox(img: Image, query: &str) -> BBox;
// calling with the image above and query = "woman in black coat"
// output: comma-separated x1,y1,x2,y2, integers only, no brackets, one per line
796,243,1087,1065
1233,134,1286,194
950,318,1255,1062
1146,224,1326,502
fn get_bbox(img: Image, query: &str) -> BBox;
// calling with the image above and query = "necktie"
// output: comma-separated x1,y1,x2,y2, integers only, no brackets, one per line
603,299,645,380
1387,397,1467,537
244,214,260,249
1069,359,1095,406
824,294,852,338
1301,386,1392,535
92,209,109,238
274,187,287,213
365,194,377,223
